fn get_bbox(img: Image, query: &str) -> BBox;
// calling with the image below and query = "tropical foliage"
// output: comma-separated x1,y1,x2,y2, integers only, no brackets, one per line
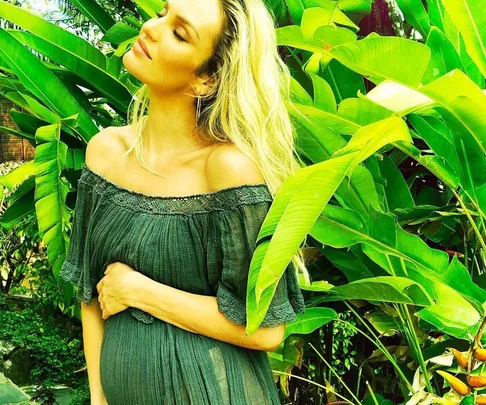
1,0,485,403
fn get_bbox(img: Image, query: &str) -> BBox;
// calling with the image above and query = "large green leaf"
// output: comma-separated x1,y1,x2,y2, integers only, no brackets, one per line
0,28,98,140
290,96,395,215
310,205,449,276
419,307,479,339
14,92,60,123
243,152,358,334
438,5,484,86
276,25,326,53
0,2,106,70
419,70,486,217
285,0,305,26
441,256,486,311
301,5,358,39
322,59,365,104
367,155,415,212
282,307,337,340
325,245,388,282
426,0,444,31
309,72,336,112
68,0,116,34
440,0,486,77
337,0,373,22
365,70,486,220
293,112,379,213
331,276,433,306
364,79,435,117
0,184,36,231
416,302,480,339
245,116,413,333
132,0,164,17
101,22,140,46
278,29,431,87
0,161,36,191
395,0,431,38
423,27,466,85
310,204,486,321
34,123,72,281
408,114,461,177
8,30,132,112
329,36,431,87
337,98,394,127
334,116,411,174
366,310,400,336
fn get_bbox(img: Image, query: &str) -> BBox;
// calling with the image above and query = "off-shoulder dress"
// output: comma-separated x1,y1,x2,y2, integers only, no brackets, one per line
60,163,306,405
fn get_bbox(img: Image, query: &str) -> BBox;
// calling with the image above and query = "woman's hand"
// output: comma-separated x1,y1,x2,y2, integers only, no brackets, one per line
96,262,139,320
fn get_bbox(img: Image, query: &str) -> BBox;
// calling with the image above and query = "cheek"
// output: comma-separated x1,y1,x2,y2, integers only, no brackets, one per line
154,41,190,66
152,44,196,77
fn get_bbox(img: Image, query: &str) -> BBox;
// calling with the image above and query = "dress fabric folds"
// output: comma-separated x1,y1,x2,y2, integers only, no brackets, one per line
60,163,306,405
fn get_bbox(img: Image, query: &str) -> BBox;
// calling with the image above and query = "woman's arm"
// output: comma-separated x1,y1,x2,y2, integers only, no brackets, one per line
81,300,108,405
123,272,285,352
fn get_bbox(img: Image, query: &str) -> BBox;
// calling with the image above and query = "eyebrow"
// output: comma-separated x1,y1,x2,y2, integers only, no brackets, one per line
165,0,200,40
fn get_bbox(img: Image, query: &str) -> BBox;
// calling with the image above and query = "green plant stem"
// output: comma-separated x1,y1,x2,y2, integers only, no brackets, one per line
271,370,355,404
401,303,434,393
386,256,433,393
309,342,362,405
366,381,379,405
393,303,415,352
392,303,430,393
397,258,434,394
452,189,486,253
464,227,470,273
343,303,415,393
356,365,363,399
473,255,482,275
337,318,413,393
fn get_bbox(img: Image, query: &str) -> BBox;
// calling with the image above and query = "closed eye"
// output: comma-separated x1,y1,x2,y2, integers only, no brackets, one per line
155,10,187,43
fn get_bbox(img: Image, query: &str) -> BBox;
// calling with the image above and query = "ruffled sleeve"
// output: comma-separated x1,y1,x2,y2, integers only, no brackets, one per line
216,200,306,328
59,170,102,306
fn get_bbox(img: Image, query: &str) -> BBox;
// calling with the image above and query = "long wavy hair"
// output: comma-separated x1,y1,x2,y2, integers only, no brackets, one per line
123,0,311,283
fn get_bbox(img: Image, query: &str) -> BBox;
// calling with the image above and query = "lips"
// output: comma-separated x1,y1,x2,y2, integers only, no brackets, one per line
137,38,152,59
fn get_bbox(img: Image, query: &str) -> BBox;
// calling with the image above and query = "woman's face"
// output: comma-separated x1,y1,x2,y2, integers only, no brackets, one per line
123,0,224,94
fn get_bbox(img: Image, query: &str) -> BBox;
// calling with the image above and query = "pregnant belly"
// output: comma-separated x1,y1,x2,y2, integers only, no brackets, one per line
99,309,279,405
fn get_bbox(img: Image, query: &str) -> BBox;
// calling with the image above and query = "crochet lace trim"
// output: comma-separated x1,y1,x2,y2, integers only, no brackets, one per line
215,282,306,328
78,163,273,215
59,260,97,306
128,307,155,324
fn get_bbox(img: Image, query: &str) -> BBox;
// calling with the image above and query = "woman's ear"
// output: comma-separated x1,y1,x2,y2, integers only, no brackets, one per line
196,73,215,96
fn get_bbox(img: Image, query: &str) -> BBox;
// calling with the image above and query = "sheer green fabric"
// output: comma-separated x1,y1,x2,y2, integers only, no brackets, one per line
60,163,306,405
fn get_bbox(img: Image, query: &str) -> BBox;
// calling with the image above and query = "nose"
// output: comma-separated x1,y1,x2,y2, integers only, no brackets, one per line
140,21,157,43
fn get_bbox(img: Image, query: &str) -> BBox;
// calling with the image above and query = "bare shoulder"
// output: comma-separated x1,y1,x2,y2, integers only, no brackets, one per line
85,126,126,174
206,143,266,191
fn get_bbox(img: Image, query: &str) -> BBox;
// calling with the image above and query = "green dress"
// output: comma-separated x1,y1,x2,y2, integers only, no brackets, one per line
60,163,306,405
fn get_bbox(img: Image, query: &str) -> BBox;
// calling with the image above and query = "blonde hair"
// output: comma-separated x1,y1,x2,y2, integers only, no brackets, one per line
123,0,311,283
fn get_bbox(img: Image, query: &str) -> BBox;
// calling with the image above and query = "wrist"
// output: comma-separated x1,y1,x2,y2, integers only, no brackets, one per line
124,271,149,307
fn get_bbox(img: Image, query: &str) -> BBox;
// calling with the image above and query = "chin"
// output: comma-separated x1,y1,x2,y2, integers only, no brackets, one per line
122,51,149,83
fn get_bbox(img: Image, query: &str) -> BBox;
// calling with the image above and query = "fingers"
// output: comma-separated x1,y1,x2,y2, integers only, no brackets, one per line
104,262,118,275
96,278,104,294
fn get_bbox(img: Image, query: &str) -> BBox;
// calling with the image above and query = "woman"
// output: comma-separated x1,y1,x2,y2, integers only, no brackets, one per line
60,0,308,403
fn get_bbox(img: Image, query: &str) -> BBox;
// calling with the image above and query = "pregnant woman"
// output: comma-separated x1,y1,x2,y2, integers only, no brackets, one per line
60,0,307,403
